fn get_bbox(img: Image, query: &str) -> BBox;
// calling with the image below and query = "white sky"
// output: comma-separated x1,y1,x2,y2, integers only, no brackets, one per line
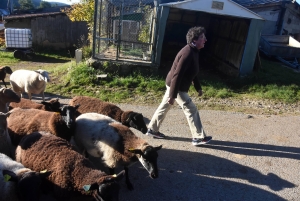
42,0,300,6
44,0,81,5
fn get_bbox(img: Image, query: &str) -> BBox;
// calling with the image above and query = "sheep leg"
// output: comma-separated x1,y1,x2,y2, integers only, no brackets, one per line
27,92,32,100
124,166,134,191
42,92,45,101
1,79,7,88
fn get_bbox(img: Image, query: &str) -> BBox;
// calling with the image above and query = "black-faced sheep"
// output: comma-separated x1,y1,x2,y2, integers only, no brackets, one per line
0,111,13,158
69,96,148,134
7,105,79,146
0,66,13,88
0,153,51,201
10,69,51,101
74,113,162,190
16,132,124,201
0,87,21,113
8,98,61,112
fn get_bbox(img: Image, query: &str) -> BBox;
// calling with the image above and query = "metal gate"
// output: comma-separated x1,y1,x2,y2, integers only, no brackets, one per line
93,0,157,65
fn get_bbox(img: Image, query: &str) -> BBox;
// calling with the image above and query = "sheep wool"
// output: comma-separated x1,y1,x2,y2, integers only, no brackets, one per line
74,113,162,190
0,112,13,158
0,66,13,88
10,69,51,101
69,96,148,134
0,153,51,201
0,88,21,113
16,132,124,201
7,107,76,146
9,98,61,112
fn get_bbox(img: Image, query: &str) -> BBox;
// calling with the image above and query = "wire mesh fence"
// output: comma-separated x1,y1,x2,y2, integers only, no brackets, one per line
93,0,156,64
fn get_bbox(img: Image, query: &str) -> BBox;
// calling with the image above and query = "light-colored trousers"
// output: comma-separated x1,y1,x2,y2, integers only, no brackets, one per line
148,86,206,139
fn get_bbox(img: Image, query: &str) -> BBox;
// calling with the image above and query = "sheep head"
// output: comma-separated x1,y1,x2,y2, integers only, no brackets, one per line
128,145,162,179
124,111,148,134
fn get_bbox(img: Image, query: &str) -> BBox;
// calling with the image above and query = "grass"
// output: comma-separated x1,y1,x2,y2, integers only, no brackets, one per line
1,50,300,114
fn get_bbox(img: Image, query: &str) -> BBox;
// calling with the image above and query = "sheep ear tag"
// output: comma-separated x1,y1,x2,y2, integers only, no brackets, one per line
4,174,11,182
40,169,47,173
83,185,91,192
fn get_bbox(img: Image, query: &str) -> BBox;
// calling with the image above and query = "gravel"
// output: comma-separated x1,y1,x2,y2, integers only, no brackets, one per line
36,94,300,201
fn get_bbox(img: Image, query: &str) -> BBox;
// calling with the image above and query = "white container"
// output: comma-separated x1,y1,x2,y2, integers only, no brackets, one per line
5,28,32,48
75,49,82,64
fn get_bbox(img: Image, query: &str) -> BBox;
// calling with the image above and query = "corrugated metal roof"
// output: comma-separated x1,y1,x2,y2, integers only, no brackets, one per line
232,0,294,6
160,0,264,20
3,12,65,21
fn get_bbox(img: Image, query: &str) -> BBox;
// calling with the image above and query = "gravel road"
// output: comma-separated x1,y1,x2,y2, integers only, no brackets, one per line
35,94,299,201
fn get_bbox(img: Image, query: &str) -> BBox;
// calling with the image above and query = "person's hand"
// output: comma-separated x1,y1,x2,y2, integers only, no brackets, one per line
168,97,175,105
198,89,203,96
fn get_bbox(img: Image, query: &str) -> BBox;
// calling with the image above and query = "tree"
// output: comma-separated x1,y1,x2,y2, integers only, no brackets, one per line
61,0,94,30
39,1,51,8
18,0,35,10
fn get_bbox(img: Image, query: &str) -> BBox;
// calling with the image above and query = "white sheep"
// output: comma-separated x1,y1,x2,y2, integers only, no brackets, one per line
0,111,13,158
10,69,51,101
74,113,162,190
0,153,51,201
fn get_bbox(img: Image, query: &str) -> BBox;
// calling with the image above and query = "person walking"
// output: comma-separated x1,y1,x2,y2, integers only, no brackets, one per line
146,26,212,146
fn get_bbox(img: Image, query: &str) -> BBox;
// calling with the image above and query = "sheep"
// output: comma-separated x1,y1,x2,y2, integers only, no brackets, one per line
0,66,13,88
8,98,61,112
10,69,51,101
74,113,162,190
7,104,79,147
0,111,14,158
69,96,148,134
0,87,21,113
0,153,51,201
16,132,125,201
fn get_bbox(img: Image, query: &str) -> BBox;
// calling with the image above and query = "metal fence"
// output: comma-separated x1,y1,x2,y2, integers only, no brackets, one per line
93,0,157,65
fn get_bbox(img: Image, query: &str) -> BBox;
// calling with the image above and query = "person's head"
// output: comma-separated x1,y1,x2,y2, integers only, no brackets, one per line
186,26,207,50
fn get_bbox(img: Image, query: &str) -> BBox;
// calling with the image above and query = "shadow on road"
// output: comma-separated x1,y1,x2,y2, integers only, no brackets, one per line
119,148,295,201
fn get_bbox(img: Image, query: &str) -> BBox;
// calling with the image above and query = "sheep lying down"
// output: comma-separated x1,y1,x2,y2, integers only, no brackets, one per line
69,96,148,134
0,87,21,113
0,153,51,201
0,111,13,158
8,105,79,146
74,113,162,190
9,98,61,112
16,132,124,201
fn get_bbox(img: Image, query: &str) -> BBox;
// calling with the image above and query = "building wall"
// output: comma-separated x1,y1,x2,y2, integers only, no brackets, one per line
5,14,88,50
31,15,88,50
282,3,300,36
249,6,280,35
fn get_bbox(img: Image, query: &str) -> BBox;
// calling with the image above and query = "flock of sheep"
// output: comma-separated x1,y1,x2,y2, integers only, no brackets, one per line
0,66,162,201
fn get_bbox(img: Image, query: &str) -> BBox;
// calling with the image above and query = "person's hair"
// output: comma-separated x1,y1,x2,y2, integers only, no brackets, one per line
186,26,206,44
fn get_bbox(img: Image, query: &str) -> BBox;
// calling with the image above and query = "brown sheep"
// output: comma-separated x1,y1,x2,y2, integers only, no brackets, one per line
69,96,147,134
0,87,21,113
74,113,162,191
0,66,13,88
9,98,61,112
16,132,124,201
7,105,79,147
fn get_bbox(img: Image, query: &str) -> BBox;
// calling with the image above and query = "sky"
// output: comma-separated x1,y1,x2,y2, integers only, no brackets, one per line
44,0,81,5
